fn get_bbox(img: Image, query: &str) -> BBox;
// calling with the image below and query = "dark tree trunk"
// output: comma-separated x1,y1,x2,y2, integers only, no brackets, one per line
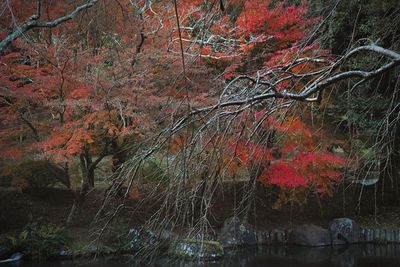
65,152,94,226
66,182,89,226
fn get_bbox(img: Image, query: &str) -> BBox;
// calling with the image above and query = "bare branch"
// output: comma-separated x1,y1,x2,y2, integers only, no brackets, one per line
166,44,400,132
0,0,98,54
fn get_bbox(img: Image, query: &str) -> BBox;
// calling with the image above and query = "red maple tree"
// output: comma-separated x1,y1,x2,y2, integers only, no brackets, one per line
0,0,351,218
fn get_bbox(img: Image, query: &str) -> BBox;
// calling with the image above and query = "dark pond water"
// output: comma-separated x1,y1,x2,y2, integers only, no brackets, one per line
3,244,400,267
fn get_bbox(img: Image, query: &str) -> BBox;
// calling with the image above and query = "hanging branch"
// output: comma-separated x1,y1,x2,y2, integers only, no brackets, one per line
165,44,400,132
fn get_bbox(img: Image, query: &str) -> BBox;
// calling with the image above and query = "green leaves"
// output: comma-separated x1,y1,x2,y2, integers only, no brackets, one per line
8,223,66,260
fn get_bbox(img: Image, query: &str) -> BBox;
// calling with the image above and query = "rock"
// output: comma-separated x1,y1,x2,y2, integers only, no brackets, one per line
288,224,331,247
387,229,394,243
255,231,272,245
256,231,264,244
56,248,73,260
168,239,224,260
128,228,158,252
365,228,373,242
396,229,400,243
373,229,380,243
331,145,345,155
0,252,23,264
264,231,272,245
219,217,257,248
128,228,141,251
128,228,172,252
329,218,359,245
377,229,387,243
275,230,286,244
359,228,366,242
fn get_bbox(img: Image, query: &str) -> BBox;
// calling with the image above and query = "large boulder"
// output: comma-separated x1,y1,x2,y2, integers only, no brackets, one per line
219,217,257,248
168,239,224,260
329,218,359,245
288,224,331,247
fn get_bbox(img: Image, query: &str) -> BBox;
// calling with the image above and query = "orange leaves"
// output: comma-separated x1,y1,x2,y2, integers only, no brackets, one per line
65,128,95,155
169,135,188,155
83,111,121,138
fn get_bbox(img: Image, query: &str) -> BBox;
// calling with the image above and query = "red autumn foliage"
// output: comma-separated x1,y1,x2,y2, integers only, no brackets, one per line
259,150,346,191
236,0,311,44
225,115,347,197
228,142,273,165
0,0,348,210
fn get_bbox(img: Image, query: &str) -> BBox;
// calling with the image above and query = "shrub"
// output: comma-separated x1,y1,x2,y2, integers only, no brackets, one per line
1,160,67,191
8,223,66,260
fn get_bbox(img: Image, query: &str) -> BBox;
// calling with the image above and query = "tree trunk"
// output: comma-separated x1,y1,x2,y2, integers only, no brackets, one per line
65,152,94,226
66,183,89,226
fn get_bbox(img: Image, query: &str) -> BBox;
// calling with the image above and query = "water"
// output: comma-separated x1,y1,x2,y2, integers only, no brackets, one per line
3,244,400,267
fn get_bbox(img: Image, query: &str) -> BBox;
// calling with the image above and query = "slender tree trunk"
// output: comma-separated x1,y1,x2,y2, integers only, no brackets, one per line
65,152,94,226
66,184,89,226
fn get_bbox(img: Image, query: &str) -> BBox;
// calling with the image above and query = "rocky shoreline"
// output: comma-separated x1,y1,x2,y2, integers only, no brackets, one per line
256,218,400,247
1,217,400,263
256,225,400,246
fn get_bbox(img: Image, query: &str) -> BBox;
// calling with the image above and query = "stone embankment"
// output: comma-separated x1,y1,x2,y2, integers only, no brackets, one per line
256,228,400,245
255,218,400,247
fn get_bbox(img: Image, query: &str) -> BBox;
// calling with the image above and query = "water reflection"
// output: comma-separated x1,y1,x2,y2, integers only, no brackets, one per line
3,244,400,267
167,244,400,267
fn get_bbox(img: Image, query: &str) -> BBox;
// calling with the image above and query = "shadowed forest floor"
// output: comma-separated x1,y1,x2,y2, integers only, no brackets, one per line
1,182,399,241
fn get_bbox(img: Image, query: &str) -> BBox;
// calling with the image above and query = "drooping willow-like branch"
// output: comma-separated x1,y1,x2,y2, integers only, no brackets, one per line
169,44,400,132
96,43,400,242
0,0,99,54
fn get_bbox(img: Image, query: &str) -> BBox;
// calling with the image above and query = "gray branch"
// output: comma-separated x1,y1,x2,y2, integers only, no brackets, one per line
0,0,98,53
171,44,400,132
